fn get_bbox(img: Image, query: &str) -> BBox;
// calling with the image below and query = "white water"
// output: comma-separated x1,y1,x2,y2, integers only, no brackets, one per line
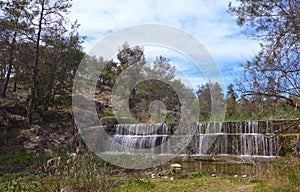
103,121,280,156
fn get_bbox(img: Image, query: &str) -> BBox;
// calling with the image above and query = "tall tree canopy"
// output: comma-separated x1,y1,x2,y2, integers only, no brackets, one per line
228,0,300,110
0,0,84,124
0,0,29,97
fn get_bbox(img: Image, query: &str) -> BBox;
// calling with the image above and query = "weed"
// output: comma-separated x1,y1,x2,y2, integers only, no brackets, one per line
100,109,115,118
191,170,206,178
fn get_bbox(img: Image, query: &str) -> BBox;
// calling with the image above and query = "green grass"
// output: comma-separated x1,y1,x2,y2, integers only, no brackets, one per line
190,170,206,178
1,172,299,192
0,151,299,192
0,152,33,164
288,171,300,185
114,176,254,192
0,151,118,192
100,109,115,118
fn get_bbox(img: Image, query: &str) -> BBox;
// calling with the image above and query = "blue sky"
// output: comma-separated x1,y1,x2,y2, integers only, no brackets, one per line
69,0,260,92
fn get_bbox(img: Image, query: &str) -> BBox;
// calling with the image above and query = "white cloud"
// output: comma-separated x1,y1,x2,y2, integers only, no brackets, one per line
68,0,261,90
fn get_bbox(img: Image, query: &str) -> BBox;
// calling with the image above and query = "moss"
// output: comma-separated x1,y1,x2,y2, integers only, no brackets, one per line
19,129,36,139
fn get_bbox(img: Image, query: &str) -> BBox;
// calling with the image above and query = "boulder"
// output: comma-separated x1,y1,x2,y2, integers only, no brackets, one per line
7,113,29,129
0,101,27,117
16,134,30,144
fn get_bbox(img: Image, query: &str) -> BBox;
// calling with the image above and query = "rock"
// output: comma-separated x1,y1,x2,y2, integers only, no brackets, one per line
40,111,63,122
211,174,217,177
49,123,57,129
119,117,135,124
242,175,247,178
0,101,27,117
0,109,29,130
170,163,182,169
100,117,118,127
151,173,155,179
32,113,43,124
30,125,43,136
234,175,238,178
16,134,30,144
7,114,29,129
0,127,8,145
170,177,174,180
0,110,9,127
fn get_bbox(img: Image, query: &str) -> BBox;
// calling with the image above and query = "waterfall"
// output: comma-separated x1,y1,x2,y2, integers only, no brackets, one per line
102,120,280,157
106,123,170,154
195,121,280,156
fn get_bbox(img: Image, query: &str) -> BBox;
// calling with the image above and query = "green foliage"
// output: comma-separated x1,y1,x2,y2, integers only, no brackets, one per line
50,146,69,159
0,175,39,192
100,109,115,118
197,81,225,121
190,170,206,178
0,152,33,164
225,84,238,120
228,0,300,111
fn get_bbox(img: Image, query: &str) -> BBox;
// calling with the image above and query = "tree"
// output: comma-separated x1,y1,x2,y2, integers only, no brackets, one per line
225,84,238,119
98,60,118,88
197,82,225,121
37,28,84,110
129,56,180,122
0,0,28,97
228,0,300,110
26,0,73,123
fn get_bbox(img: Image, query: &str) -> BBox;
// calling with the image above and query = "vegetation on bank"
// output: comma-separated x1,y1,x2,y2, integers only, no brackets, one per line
0,148,299,191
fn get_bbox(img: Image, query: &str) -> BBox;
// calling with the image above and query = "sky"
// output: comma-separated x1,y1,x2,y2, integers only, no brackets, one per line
68,0,260,92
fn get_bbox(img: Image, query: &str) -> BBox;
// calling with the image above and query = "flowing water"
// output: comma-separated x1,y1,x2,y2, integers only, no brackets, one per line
103,121,280,157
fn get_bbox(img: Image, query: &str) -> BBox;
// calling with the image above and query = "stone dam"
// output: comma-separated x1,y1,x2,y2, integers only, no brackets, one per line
89,119,300,157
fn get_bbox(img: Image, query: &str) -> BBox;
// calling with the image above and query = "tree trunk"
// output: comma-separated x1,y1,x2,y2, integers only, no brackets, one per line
27,0,45,124
13,64,19,92
2,31,17,98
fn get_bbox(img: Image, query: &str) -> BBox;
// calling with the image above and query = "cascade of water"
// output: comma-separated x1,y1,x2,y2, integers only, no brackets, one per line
102,120,280,156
